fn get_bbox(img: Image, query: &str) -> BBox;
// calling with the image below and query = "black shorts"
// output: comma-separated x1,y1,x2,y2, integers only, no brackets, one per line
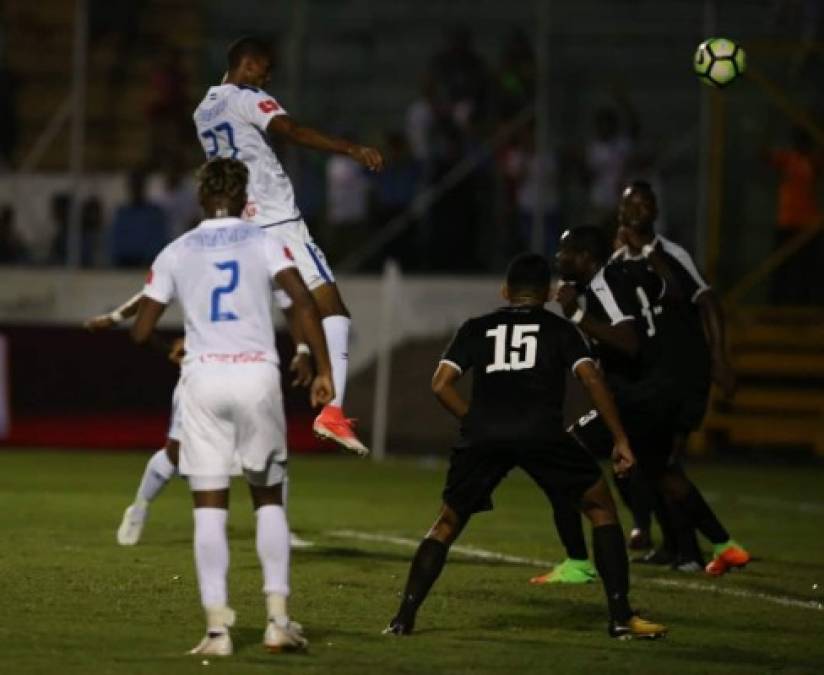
569,408,676,477
442,439,603,521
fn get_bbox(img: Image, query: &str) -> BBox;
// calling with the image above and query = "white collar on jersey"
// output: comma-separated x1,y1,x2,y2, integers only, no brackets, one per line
197,217,245,229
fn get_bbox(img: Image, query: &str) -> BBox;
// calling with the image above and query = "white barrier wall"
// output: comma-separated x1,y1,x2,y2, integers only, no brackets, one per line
0,266,508,376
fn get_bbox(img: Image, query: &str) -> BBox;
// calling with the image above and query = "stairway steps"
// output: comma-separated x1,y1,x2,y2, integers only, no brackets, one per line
732,352,824,378
703,412,824,454
729,388,824,414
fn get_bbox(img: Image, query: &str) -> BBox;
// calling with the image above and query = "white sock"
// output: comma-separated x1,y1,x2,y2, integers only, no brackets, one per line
135,449,177,509
256,505,290,606
322,315,350,408
194,508,230,609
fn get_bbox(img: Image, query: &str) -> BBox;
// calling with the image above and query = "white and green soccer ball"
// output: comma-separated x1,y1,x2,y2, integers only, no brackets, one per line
694,38,746,87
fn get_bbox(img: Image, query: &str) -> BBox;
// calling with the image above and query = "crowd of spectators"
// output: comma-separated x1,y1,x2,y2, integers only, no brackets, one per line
316,25,653,273
1,13,821,312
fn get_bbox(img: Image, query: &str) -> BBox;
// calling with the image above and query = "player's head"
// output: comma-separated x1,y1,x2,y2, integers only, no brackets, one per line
196,157,249,218
226,36,273,88
618,180,657,237
556,226,610,283
503,253,552,305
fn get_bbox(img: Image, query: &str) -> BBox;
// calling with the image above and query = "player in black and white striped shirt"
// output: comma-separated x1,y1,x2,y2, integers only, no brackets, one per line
610,181,747,576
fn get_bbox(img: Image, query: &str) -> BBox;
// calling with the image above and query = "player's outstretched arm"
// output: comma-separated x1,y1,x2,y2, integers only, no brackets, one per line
696,290,737,399
281,305,314,388
84,292,143,331
131,297,168,345
267,115,384,172
275,267,334,407
575,359,634,476
556,285,639,356
431,362,469,420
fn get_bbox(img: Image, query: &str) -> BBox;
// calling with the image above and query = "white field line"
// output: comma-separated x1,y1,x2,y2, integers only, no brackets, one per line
329,529,556,567
703,492,824,515
650,579,823,611
327,529,824,613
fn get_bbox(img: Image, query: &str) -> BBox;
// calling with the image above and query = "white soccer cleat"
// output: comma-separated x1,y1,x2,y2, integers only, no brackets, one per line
188,631,233,656
188,606,235,656
263,620,308,653
116,504,146,546
289,533,315,549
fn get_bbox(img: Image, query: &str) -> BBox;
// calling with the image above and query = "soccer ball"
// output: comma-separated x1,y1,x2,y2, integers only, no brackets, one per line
694,38,746,87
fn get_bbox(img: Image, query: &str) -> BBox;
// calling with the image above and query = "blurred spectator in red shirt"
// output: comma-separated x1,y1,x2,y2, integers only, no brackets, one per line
766,126,823,305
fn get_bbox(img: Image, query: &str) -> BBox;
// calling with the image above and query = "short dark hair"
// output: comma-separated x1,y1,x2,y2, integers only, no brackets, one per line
560,226,611,265
624,179,657,207
226,36,272,70
196,158,249,203
506,253,552,294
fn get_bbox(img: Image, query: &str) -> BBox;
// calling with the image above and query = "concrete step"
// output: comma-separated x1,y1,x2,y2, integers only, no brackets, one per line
727,388,824,414
703,411,824,454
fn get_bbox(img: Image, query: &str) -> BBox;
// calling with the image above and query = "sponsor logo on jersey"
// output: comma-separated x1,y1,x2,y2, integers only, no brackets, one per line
258,99,280,114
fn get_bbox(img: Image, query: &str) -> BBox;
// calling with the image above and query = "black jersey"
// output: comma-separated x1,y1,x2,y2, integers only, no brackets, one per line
611,236,711,388
579,266,641,383
442,305,593,448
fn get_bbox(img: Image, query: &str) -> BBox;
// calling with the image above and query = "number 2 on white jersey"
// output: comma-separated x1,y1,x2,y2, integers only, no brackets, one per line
486,324,540,373
211,260,239,322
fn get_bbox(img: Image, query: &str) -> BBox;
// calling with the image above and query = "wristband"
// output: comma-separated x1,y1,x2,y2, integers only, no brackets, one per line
109,310,124,324
570,308,585,324
295,343,311,356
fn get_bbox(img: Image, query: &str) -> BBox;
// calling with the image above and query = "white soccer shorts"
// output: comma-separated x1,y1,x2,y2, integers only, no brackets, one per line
264,220,335,307
167,380,183,442
179,361,287,478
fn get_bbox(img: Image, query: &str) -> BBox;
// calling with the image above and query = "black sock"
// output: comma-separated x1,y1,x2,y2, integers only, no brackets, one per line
552,500,588,560
592,524,632,623
651,493,678,555
681,483,729,545
614,474,652,531
629,472,655,531
395,538,449,623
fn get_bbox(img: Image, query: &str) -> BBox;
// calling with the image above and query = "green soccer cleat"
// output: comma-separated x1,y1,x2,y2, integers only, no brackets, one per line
529,558,597,585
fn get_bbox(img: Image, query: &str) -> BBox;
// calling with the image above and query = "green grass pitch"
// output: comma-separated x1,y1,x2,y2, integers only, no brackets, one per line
1,450,823,674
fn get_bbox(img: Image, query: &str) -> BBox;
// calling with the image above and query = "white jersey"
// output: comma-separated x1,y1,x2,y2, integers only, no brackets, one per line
193,84,300,226
143,217,295,367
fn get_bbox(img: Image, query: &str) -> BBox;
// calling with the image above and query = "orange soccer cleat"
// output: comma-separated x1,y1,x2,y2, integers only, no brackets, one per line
313,405,369,456
705,540,750,576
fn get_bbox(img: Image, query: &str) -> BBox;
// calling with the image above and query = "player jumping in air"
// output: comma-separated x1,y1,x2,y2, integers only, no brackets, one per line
193,35,384,455
384,253,666,640
132,157,333,656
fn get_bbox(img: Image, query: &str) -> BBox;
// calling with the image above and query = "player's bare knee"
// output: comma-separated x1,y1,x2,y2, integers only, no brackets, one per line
426,505,463,545
192,489,229,509
580,479,618,526
250,483,284,510
659,470,690,501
